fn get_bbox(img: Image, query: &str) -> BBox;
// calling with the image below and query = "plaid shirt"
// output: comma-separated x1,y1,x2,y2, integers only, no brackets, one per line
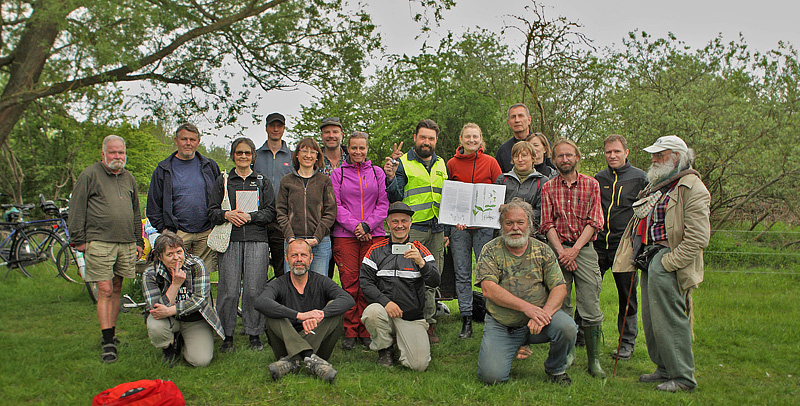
539,172,604,243
142,254,224,338
321,146,349,175
647,185,675,242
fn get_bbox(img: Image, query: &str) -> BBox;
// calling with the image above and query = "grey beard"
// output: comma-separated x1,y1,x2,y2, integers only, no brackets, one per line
106,159,126,171
290,263,309,276
647,161,677,184
502,233,528,248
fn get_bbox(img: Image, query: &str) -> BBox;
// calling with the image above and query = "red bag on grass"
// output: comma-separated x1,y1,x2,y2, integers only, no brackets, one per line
92,379,185,406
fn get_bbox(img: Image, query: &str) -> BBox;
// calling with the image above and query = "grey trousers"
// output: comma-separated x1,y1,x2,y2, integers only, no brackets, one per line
362,303,431,371
641,247,697,388
217,241,269,336
551,243,603,327
265,314,344,361
147,315,215,367
409,228,444,325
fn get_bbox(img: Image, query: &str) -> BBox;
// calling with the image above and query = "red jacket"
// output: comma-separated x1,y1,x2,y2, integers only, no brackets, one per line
446,146,502,185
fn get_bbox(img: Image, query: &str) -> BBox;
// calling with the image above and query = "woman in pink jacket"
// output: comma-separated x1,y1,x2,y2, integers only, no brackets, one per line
330,131,389,350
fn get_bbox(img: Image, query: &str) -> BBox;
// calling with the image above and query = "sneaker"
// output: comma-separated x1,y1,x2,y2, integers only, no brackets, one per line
656,380,693,392
221,339,236,353
427,325,439,344
304,354,337,383
358,337,372,348
377,347,394,368
548,372,572,386
341,337,356,351
639,371,670,383
268,356,302,381
249,335,264,351
101,343,117,364
611,346,633,360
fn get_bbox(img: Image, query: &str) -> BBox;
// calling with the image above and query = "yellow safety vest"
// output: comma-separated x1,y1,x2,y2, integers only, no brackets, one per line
400,153,447,223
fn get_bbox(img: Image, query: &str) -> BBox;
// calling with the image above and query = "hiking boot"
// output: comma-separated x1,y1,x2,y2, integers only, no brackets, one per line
358,337,372,348
377,347,394,368
162,343,178,366
249,335,264,351
427,325,439,344
304,354,337,383
639,371,670,383
268,356,302,381
656,380,693,392
458,316,473,339
611,346,633,360
221,338,236,353
101,343,117,363
549,372,572,386
341,337,356,351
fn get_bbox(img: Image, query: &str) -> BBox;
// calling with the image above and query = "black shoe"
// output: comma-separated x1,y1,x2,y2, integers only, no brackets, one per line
358,337,372,348
575,329,586,347
458,316,473,339
377,347,394,368
221,338,236,353
549,372,572,386
162,343,178,366
249,335,264,351
342,337,356,351
101,343,117,364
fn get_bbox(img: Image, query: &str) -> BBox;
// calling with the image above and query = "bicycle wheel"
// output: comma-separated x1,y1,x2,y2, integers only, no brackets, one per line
55,244,81,283
13,229,63,278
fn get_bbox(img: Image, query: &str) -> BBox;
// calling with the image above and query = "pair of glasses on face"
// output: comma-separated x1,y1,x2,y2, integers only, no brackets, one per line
299,148,319,156
651,151,673,160
234,150,253,156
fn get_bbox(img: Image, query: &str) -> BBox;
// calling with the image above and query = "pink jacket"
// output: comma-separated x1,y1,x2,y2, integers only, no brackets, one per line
330,159,389,238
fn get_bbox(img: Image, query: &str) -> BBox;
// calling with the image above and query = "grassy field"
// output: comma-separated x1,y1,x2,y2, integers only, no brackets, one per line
1,252,798,405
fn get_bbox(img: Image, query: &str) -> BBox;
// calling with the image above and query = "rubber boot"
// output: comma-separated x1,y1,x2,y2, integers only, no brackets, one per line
585,325,606,378
458,316,473,339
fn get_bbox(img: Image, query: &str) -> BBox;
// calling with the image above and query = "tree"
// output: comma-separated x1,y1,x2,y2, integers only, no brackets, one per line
0,0,383,151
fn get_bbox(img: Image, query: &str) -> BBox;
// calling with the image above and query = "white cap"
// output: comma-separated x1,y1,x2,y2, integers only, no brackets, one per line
643,135,688,154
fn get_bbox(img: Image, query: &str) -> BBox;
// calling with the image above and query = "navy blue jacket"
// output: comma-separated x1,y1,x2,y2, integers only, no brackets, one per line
146,151,220,233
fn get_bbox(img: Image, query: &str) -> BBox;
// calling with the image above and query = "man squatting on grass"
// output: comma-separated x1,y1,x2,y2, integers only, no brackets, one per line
254,239,354,383
476,198,577,385
359,202,440,371
613,135,710,392
68,135,144,363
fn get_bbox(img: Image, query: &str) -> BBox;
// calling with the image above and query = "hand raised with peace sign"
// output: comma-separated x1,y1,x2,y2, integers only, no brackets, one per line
383,141,404,180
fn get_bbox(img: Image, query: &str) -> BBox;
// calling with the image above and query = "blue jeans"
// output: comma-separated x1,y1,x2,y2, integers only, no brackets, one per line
478,311,577,384
284,235,332,276
449,227,494,316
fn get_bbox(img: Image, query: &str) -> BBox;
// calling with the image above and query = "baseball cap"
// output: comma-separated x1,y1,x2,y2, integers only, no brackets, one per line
320,117,342,130
643,135,688,154
387,202,414,217
266,112,285,125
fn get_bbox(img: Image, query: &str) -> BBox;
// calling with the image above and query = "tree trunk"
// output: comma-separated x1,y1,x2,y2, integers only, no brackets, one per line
0,2,68,148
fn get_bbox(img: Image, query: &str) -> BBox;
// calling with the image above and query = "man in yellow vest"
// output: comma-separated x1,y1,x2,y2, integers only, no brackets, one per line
383,119,448,343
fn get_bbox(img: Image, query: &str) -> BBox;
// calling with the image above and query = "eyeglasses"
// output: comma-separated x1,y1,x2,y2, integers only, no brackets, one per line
234,150,252,156
299,148,319,155
651,151,673,160
555,153,576,159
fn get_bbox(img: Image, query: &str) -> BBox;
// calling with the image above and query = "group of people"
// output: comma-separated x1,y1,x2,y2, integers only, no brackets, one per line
67,103,710,392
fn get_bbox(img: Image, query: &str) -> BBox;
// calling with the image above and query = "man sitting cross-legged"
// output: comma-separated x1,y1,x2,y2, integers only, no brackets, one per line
254,239,355,383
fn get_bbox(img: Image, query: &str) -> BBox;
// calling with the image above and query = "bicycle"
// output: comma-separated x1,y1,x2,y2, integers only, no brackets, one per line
0,203,66,280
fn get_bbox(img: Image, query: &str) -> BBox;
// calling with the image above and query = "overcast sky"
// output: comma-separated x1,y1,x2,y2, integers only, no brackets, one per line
178,0,800,148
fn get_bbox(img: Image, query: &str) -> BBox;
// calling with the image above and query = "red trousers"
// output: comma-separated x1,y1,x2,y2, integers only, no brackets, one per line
332,236,387,338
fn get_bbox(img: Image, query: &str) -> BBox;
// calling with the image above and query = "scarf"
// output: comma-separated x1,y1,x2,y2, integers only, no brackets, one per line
513,166,536,180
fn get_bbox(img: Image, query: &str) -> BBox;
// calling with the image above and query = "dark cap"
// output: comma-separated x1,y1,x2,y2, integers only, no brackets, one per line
319,117,342,130
266,112,285,125
387,202,414,217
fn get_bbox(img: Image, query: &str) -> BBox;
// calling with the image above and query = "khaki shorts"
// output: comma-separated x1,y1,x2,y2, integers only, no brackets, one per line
84,241,137,282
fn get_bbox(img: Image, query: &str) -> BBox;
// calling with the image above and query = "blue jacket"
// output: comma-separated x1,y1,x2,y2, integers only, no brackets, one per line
146,151,220,233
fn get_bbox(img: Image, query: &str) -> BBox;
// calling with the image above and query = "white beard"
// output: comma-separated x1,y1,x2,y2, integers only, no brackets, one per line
502,233,528,248
647,160,677,184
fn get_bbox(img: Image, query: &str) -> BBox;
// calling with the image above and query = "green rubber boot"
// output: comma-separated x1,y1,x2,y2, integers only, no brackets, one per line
585,326,606,379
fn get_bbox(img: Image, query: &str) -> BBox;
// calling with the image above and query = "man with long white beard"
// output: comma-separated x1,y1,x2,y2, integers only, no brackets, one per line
254,239,354,384
69,135,144,363
475,198,576,385
612,135,710,392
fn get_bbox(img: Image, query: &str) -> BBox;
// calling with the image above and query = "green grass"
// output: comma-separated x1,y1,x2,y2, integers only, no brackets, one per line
1,260,799,405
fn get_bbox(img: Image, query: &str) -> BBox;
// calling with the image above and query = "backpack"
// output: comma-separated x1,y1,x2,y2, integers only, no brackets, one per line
92,379,185,406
